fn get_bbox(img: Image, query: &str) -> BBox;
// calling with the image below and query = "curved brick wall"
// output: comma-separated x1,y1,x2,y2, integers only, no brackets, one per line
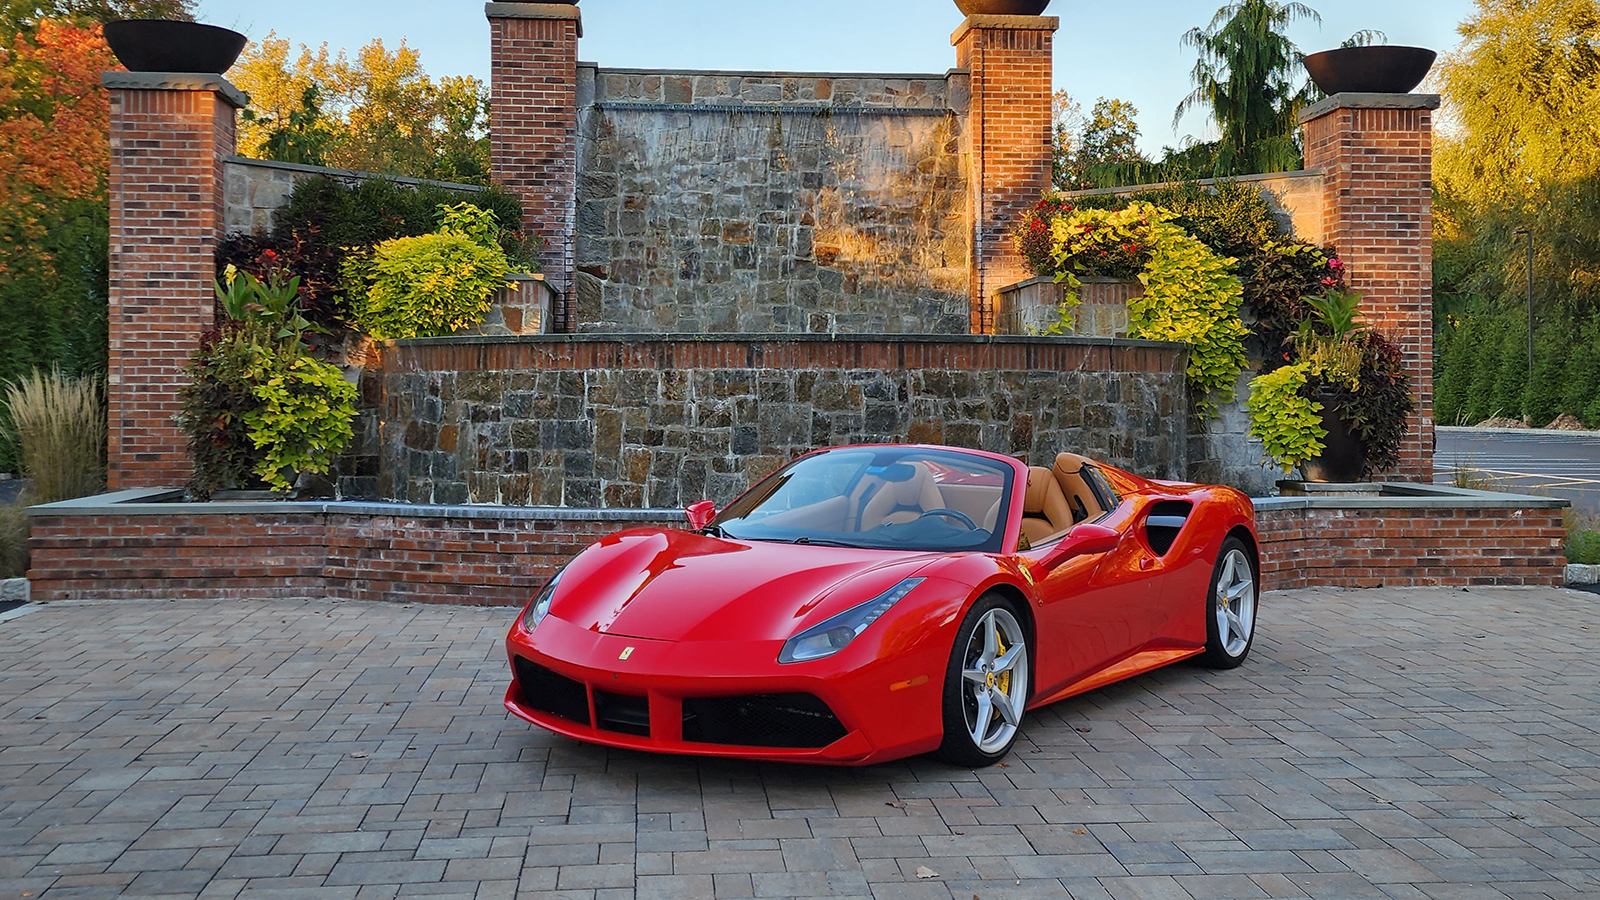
367,334,1189,509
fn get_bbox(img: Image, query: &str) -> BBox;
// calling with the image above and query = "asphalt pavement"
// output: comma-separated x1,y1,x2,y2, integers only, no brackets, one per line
1436,426,1600,515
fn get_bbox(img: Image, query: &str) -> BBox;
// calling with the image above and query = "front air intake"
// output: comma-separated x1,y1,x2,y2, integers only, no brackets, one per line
513,656,591,726
682,693,847,749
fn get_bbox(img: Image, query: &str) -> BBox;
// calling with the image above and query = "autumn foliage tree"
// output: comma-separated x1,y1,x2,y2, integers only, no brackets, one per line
0,18,118,472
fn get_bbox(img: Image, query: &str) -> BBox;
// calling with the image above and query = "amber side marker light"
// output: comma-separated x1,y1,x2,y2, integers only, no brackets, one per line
889,675,930,692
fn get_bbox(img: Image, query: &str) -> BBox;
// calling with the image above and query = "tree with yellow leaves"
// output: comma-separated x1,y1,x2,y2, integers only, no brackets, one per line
231,33,490,185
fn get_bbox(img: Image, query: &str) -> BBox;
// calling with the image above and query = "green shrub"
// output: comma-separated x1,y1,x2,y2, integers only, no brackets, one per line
344,203,515,340
217,176,536,336
0,502,28,580
1569,511,1600,566
1246,362,1325,471
2,369,105,504
1436,306,1600,427
1044,202,1248,414
180,270,358,498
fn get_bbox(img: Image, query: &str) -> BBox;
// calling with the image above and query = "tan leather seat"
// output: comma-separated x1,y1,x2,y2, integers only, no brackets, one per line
859,463,945,530
1020,466,1076,545
1052,453,1106,524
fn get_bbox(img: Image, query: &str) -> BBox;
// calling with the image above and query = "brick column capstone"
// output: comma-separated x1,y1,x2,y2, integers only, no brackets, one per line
102,72,245,491
953,13,1059,334
487,2,580,332
1300,92,1440,482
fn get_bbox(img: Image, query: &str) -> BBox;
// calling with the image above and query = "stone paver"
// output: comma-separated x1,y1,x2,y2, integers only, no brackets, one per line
2,587,1598,900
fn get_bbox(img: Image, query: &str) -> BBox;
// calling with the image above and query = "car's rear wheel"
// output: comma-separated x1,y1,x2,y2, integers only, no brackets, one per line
1201,536,1258,668
936,594,1030,766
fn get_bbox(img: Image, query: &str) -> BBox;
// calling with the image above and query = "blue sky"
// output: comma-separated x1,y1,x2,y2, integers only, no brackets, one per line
194,0,1475,154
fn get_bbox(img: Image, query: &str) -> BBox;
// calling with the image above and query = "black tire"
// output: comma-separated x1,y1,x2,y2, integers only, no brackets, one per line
935,593,1030,767
1201,536,1259,669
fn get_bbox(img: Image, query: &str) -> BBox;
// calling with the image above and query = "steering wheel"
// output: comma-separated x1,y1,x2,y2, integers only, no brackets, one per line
917,508,979,530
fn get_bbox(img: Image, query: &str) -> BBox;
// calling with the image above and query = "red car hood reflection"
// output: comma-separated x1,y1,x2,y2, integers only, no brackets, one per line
551,528,936,643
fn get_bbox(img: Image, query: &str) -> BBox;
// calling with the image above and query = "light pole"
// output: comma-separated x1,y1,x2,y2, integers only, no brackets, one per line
1512,229,1534,413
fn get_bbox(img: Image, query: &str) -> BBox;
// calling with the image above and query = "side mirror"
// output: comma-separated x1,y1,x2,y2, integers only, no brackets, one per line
1038,523,1120,572
684,500,718,531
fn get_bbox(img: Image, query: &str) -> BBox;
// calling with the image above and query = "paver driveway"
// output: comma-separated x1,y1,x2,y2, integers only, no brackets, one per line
1,587,1598,900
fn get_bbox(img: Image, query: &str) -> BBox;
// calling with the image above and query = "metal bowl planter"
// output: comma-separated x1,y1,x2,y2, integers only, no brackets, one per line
1302,46,1437,96
1300,392,1367,484
103,20,248,75
956,0,1052,15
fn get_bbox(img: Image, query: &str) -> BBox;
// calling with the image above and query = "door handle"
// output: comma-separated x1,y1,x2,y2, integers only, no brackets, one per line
1139,557,1154,571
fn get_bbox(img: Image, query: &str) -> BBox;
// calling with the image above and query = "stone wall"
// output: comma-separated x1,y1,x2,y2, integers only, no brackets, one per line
372,335,1189,509
1065,170,1327,246
222,156,487,236
572,67,970,335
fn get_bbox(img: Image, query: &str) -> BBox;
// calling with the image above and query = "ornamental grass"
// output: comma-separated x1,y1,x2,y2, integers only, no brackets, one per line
3,369,105,504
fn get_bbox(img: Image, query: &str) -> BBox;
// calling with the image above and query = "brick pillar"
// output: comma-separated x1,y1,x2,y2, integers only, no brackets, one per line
102,73,244,491
487,2,580,332
1301,93,1440,481
953,14,1059,334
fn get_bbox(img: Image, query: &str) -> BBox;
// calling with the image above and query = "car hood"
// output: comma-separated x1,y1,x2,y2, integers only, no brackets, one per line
550,528,938,643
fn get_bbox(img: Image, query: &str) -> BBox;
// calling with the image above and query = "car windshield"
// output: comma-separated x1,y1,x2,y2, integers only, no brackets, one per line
710,447,1015,553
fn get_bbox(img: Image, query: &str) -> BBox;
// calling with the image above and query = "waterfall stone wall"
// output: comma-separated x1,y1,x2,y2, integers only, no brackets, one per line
572,67,971,335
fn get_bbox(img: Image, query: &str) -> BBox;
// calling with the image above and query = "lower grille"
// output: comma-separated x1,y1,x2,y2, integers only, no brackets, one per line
682,693,848,749
594,690,651,737
513,656,590,726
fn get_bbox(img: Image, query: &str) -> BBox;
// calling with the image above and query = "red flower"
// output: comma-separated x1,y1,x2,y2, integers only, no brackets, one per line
1329,258,1345,271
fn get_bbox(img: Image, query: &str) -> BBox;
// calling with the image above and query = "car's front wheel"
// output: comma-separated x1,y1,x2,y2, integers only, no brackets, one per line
937,594,1030,766
1201,536,1258,668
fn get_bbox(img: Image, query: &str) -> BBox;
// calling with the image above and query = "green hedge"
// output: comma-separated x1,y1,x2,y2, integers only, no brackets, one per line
1436,307,1600,427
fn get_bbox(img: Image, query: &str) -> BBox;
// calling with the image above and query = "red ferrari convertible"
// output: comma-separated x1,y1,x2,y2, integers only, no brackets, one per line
505,445,1258,767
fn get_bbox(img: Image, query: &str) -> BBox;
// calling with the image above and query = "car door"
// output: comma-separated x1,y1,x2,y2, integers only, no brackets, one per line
1024,497,1170,697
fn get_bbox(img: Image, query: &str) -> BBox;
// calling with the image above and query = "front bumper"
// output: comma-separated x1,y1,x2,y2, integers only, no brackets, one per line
504,614,943,765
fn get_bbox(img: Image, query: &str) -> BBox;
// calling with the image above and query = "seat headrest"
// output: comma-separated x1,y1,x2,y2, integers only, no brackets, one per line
1054,452,1093,480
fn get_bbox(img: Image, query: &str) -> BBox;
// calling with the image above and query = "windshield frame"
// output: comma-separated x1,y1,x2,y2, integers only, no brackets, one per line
709,445,1023,554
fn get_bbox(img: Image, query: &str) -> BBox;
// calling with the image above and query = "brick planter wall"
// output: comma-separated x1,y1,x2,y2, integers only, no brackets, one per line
27,485,1569,604
27,493,678,605
1256,496,1568,589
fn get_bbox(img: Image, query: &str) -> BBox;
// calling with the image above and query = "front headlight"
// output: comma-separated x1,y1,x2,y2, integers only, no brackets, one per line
779,578,924,664
520,571,563,632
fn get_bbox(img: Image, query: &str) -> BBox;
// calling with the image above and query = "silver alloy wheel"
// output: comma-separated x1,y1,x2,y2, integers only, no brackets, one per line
959,607,1029,754
1215,548,1257,658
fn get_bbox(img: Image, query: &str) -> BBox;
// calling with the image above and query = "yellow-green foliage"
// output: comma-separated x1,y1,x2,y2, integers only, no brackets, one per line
1050,202,1248,414
243,348,359,494
1247,362,1326,472
3,369,104,504
346,203,514,340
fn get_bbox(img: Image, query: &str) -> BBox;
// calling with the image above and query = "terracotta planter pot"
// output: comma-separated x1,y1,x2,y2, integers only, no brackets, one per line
104,20,247,75
956,0,1051,15
1302,46,1437,96
1301,396,1367,484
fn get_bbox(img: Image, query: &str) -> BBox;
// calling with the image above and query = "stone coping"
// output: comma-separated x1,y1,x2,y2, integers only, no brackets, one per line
594,102,952,117
223,156,487,193
1254,482,1570,512
1064,169,1324,199
1569,564,1599,585
952,15,1061,45
35,481,1566,520
27,488,684,522
586,64,952,82
997,275,1141,291
102,71,249,108
1299,92,1442,123
386,332,1187,351
484,2,581,35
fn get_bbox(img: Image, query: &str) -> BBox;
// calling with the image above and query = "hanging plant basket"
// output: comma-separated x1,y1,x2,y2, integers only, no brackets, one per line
104,20,248,75
955,0,1051,14
1302,46,1437,96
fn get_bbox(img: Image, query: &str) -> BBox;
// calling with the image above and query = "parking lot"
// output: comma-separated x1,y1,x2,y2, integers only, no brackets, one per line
2,586,1598,900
